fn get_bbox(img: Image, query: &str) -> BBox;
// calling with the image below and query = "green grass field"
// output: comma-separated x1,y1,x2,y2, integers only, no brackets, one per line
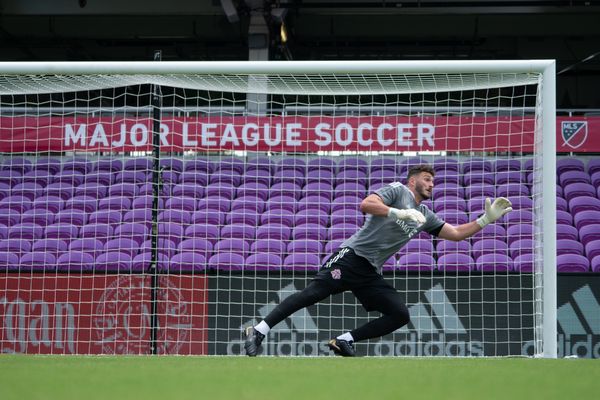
1,355,598,400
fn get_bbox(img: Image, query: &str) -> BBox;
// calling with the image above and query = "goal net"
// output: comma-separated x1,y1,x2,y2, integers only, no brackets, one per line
0,61,556,357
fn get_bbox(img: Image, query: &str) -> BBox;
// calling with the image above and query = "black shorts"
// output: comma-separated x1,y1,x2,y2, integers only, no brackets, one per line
313,247,401,313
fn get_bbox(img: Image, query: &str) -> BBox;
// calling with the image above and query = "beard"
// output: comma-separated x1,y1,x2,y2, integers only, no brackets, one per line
415,182,432,200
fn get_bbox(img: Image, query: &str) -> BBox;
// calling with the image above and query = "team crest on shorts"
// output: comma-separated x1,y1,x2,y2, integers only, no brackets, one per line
331,269,342,280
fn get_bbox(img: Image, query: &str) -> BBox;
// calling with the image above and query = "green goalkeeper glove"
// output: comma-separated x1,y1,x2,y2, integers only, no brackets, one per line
476,197,513,228
388,207,426,226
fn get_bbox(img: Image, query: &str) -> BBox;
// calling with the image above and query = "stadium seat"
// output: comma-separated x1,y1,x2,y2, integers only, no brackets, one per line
509,239,535,259
74,182,108,199
244,169,272,187
295,209,330,226
287,239,323,255
514,253,534,273
563,183,596,202
579,224,600,246
255,223,291,241
329,223,359,241
556,210,573,226
69,238,104,258
573,210,600,230
158,209,192,225
569,196,600,215
472,239,508,261
330,209,364,227
32,238,68,257
214,238,250,257
95,252,133,272
397,253,435,271
308,157,337,173
399,239,434,256
192,209,227,226
245,253,282,271
471,223,507,244
437,253,474,272
172,184,204,199
338,158,369,174
198,195,231,213
0,238,32,256
21,209,55,226
282,253,320,271
8,223,43,240
436,240,471,257
557,254,589,272
265,195,297,213
226,210,259,226
44,223,79,241
292,223,328,241
432,183,464,199
336,169,368,187
463,172,494,187
132,252,169,273
141,238,177,258
494,159,521,173
476,254,513,272
556,158,584,176
207,252,243,271
557,224,578,241
65,195,97,213
251,239,286,257
220,223,255,241
104,238,140,258
20,252,56,271
235,183,269,202
12,182,43,201
592,255,600,273
56,251,95,272
204,183,236,200
260,210,295,227
559,170,590,187
180,171,209,186
209,170,243,187
89,210,122,226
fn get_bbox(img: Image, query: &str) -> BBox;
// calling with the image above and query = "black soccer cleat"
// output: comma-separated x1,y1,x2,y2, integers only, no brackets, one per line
328,338,356,357
244,326,265,357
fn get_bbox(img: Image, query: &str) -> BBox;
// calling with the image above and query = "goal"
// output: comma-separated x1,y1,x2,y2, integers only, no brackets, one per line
0,60,556,357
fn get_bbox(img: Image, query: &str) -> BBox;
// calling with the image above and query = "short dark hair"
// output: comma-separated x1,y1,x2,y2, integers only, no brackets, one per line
407,164,435,180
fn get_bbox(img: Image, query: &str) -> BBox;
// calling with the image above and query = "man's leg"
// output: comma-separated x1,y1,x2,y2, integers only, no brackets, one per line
350,287,410,342
245,279,335,356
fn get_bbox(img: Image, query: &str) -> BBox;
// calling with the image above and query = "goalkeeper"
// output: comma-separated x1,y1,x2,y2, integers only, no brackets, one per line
245,164,512,357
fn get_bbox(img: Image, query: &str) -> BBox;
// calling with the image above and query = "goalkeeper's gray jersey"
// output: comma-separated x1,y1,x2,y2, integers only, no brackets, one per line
341,182,445,274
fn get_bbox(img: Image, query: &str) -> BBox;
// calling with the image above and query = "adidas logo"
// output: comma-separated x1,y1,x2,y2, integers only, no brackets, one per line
556,284,600,358
376,283,483,356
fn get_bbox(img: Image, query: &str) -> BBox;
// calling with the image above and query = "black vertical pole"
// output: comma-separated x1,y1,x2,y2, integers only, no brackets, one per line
149,50,162,355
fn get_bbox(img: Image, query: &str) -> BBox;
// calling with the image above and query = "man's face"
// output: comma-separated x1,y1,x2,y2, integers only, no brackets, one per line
412,172,434,200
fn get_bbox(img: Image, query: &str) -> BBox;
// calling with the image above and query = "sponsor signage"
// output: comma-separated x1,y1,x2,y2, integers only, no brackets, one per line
0,274,208,354
0,115,598,153
209,274,535,357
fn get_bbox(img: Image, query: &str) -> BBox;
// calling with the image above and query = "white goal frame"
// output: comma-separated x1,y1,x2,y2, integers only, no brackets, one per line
0,60,557,358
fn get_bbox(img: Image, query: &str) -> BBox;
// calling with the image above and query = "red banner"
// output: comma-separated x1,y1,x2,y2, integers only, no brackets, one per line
0,274,208,355
0,115,598,153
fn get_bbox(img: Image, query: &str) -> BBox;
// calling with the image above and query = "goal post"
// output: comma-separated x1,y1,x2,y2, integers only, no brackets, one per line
0,60,556,357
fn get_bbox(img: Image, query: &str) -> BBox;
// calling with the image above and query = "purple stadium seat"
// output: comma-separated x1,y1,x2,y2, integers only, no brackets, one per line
282,253,320,271
330,209,364,227
569,196,600,215
437,210,468,225
74,182,109,199
197,195,231,213
592,172,600,188
2,157,32,174
214,238,250,257
287,239,323,255
370,158,397,174
114,223,148,245
276,158,306,174
32,238,68,256
251,239,286,256
180,171,209,186
44,223,79,241
293,222,328,241
270,182,303,201
585,240,600,261
335,182,367,198
336,170,368,187
171,184,204,200
246,254,282,271
209,170,243,187
0,195,32,213
20,252,56,271
89,210,122,226
557,254,589,272
463,172,494,187
557,239,584,256
218,158,245,175
513,253,534,272
247,157,275,174
308,157,337,173
0,251,19,270
12,182,43,201
472,239,508,261
502,210,534,227
397,253,435,272
183,158,214,174
464,184,496,200
0,209,20,226
43,183,75,200
231,195,266,214
579,224,600,246
84,172,112,186
331,195,362,213
295,209,329,227
158,223,184,246
141,238,177,258
436,240,471,257
338,158,369,174
260,209,295,227
510,196,533,211
556,210,573,226
266,195,297,213
476,254,513,272
169,252,206,272
220,223,255,241
573,210,600,230
0,238,32,256
177,238,213,258
104,238,139,257
63,158,94,174
184,224,220,243
559,171,590,187
20,209,55,226
96,159,122,173
22,170,52,187
56,251,95,272
563,183,596,202
509,239,535,259
471,223,507,243
191,210,225,226
494,159,521,173
165,196,197,212
297,195,331,214
556,196,568,212
591,256,600,273
497,183,530,197
8,223,43,240
0,170,21,187
557,224,578,241
0,182,10,201
158,209,192,225
462,159,493,175
255,223,291,241
329,223,359,241
433,158,459,173
273,169,304,187
161,170,180,186
124,157,152,171
369,170,397,187
398,239,434,256
437,253,474,272
588,159,600,175
98,196,132,212
466,196,488,214
115,170,148,184
69,238,104,257
65,195,97,213
53,170,85,187
53,209,87,227
432,196,467,213
0,224,7,240
132,252,168,273
123,209,152,227
226,210,259,226
95,252,133,272
324,240,345,255
433,183,464,199
207,252,243,271
557,158,584,176
303,182,333,201
160,157,184,173
236,183,269,202
35,158,61,175
244,169,271,187
80,223,114,243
